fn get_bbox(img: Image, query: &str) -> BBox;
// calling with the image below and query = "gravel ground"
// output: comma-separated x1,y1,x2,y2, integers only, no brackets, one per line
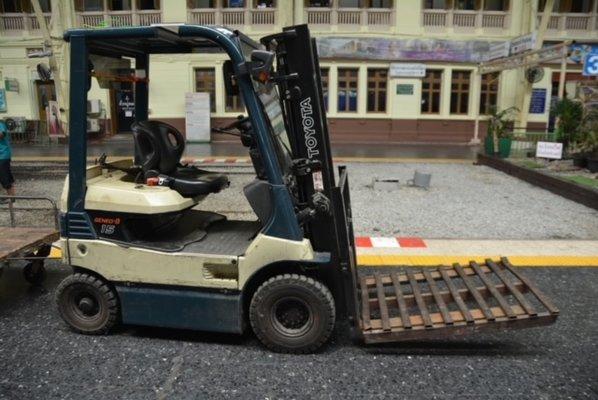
0,262,596,399
5,162,598,239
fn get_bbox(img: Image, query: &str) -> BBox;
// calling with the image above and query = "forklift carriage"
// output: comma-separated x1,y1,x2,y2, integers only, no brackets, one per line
57,24,557,353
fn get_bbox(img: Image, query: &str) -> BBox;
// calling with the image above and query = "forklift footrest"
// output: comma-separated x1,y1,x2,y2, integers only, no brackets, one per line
359,257,559,344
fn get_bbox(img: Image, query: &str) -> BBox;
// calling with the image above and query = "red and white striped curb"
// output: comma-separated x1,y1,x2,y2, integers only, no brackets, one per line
356,237,427,248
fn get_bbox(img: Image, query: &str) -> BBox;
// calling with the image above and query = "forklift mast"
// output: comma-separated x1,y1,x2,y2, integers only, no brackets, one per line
261,25,360,325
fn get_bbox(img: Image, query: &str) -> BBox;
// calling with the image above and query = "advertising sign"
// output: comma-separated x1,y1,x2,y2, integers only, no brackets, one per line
396,84,414,95
4,79,19,93
389,63,426,78
582,52,598,76
536,141,563,159
529,88,547,114
510,32,536,55
0,89,6,112
185,92,210,143
487,42,510,61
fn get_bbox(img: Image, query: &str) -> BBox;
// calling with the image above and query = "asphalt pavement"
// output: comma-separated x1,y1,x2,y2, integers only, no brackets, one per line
0,261,596,399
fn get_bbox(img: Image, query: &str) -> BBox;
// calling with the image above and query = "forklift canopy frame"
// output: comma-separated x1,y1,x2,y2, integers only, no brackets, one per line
62,25,302,242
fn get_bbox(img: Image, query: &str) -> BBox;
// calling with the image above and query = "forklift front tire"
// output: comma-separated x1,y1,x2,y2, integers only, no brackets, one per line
55,272,120,335
249,274,335,354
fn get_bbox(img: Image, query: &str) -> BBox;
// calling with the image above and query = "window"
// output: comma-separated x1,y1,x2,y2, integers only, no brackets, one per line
189,0,215,7
76,0,103,11
306,0,331,6
367,68,387,113
1,0,29,13
225,76,245,112
368,0,392,7
454,0,478,10
320,68,329,111
479,72,499,115
109,0,132,11
194,68,216,112
421,70,442,114
226,0,245,7
424,0,449,9
38,0,51,12
138,0,160,9
450,70,471,114
337,68,358,113
255,0,275,7
538,0,593,12
484,0,508,10
339,0,359,6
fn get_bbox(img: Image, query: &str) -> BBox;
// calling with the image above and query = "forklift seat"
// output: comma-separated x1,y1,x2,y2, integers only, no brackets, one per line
132,121,229,198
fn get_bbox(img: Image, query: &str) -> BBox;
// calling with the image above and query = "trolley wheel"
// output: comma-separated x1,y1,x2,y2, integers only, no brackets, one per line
249,274,335,354
55,272,120,335
23,260,46,285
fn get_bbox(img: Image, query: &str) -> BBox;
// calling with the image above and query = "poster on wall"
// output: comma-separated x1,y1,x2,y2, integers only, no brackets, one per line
529,89,547,114
0,89,6,113
185,92,210,143
46,100,64,136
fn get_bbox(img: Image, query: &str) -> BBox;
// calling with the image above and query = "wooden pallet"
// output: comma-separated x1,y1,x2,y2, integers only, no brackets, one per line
359,258,559,344
0,227,59,262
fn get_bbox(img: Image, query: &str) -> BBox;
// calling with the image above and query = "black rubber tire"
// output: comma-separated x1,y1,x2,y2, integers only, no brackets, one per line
249,274,335,354
23,261,46,285
55,272,119,335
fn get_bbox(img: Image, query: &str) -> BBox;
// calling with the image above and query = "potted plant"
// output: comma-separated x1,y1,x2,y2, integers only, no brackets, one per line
486,106,518,158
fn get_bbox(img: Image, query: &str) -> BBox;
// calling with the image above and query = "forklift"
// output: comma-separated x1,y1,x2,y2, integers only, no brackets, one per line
56,24,558,353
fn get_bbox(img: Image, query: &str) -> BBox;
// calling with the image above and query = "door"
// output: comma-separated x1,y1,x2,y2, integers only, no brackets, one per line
111,82,135,134
35,80,56,133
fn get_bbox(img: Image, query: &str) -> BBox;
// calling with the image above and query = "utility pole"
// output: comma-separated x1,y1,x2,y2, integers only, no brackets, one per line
30,0,69,135
516,0,554,131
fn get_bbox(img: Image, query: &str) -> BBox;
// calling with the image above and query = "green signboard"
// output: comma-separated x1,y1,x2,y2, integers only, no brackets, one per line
396,84,414,95
4,78,19,93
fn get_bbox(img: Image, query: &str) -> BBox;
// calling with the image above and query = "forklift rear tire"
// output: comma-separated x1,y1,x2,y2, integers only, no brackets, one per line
55,272,119,335
249,274,335,354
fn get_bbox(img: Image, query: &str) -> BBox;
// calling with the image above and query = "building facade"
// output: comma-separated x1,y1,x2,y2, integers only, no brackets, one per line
0,0,596,143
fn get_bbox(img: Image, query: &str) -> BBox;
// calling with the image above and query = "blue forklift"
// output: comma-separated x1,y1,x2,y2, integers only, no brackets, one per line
55,24,558,353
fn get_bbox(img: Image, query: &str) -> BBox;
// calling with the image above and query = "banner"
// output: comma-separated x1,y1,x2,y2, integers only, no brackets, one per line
316,37,507,63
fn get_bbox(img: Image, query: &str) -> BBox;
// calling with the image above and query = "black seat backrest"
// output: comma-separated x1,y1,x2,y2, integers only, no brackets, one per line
132,121,185,175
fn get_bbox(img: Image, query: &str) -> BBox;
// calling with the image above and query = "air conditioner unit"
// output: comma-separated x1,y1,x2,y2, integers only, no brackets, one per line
87,99,102,115
87,118,100,133
5,117,27,133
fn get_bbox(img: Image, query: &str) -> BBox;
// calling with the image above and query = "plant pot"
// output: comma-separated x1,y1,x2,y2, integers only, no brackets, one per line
572,154,588,168
484,136,495,155
498,138,512,158
587,158,598,173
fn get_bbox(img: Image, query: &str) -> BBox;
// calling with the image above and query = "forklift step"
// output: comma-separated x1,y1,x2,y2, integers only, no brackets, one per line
358,257,559,344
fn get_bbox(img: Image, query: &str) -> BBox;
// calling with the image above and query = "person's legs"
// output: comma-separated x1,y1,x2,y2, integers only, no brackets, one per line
0,159,15,198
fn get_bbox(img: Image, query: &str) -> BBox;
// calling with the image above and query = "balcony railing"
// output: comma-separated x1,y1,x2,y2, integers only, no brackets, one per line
0,12,51,35
423,9,509,30
188,8,277,28
538,12,597,33
77,10,162,28
305,7,393,28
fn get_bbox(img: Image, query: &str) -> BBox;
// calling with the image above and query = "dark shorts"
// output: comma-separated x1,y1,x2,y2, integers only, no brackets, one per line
0,159,14,189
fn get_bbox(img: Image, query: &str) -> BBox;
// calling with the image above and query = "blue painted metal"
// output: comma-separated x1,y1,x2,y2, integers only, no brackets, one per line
63,25,303,242
116,285,244,334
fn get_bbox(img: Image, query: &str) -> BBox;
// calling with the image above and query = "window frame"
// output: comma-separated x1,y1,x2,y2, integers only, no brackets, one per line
337,67,359,113
366,68,388,113
450,69,471,115
420,69,443,115
194,67,217,113
479,71,499,115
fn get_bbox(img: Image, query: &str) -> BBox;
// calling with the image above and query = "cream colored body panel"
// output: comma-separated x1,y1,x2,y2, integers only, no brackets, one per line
62,234,316,290
60,159,199,214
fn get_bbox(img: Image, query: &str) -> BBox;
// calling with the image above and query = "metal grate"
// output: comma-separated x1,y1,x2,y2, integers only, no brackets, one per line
359,258,559,344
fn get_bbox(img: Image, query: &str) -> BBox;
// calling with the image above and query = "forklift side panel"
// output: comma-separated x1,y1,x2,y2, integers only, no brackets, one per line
116,285,244,334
